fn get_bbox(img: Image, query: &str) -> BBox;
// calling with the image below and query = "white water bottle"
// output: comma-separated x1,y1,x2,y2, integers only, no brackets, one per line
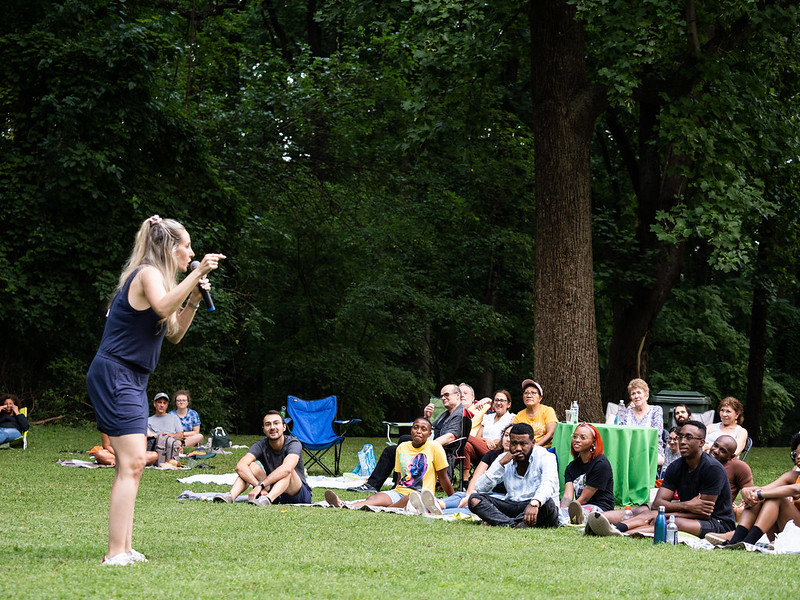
571,400,579,423
666,514,678,545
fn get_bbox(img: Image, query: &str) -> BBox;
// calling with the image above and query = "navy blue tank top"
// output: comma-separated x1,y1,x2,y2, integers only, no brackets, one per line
96,267,167,373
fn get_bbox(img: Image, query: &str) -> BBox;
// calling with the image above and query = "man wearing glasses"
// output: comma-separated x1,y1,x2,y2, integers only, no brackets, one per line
587,420,735,539
347,384,466,493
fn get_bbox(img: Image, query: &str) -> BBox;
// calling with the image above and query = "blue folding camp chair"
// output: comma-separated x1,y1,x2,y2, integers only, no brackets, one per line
286,395,361,477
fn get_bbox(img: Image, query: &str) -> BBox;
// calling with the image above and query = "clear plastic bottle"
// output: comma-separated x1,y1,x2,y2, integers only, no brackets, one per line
616,400,626,425
666,514,678,545
623,505,633,521
571,400,579,423
654,505,667,544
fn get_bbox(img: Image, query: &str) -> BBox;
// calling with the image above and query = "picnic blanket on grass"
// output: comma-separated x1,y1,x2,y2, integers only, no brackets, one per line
176,473,391,489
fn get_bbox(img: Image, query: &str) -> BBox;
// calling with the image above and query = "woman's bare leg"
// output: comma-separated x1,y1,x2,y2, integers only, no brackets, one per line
107,434,147,558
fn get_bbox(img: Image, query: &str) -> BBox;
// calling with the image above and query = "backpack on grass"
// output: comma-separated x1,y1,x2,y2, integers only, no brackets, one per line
210,426,231,449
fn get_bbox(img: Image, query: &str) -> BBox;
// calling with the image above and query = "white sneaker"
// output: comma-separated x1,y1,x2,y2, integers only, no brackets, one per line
587,512,623,537
407,491,426,514
127,549,148,563
102,553,135,566
421,489,443,515
212,492,233,504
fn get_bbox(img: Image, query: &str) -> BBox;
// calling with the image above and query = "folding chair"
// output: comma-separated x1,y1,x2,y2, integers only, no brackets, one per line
441,411,472,492
382,397,444,445
739,437,753,462
286,395,360,476
8,407,28,449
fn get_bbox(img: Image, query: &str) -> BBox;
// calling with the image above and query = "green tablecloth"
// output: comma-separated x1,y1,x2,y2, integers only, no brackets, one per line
553,422,658,507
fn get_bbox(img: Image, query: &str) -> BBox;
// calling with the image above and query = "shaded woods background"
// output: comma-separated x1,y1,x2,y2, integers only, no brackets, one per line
2,0,800,442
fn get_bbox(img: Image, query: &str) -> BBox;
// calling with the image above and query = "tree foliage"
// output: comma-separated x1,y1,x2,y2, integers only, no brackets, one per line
2,0,800,440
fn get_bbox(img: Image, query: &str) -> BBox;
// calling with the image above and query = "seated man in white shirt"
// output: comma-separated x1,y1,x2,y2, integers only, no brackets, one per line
467,422,560,528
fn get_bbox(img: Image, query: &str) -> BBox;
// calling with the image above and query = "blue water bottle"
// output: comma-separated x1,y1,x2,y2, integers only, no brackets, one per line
654,505,667,544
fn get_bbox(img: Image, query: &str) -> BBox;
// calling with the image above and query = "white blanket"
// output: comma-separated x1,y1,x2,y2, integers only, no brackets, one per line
176,472,390,489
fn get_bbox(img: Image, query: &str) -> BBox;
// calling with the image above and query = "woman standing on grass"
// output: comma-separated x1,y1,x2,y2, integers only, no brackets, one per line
86,215,224,566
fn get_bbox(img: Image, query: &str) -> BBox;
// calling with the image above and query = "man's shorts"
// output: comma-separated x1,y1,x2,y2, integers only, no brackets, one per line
698,517,734,539
274,482,313,505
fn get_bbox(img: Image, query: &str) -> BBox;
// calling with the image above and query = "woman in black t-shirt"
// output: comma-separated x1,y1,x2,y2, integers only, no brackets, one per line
561,423,615,524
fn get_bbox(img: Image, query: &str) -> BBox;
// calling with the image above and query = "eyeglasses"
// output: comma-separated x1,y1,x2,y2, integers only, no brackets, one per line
570,433,594,442
441,391,460,399
523,390,540,397
492,397,509,403
676,434,704,442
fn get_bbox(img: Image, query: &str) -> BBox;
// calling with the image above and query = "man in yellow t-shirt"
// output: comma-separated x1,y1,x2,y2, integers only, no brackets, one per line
325,417,454,509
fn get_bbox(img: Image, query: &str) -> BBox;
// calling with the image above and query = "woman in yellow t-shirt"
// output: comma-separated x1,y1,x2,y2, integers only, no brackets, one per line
512,379,557,447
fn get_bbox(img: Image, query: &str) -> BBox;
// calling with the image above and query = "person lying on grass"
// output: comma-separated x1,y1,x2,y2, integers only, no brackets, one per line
586,420,735,540
466,422,561,528
325,417,454,510
213,410,311,506
707,432,800,547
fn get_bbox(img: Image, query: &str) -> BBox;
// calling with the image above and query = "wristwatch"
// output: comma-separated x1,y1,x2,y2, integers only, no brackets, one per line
529,499,541,508
756,489,764,501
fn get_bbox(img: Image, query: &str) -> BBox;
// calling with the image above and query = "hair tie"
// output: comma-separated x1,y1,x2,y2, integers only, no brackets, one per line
149,215,162,225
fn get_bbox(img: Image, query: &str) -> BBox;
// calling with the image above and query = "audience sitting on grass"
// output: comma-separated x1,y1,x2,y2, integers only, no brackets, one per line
559,423,614,524
347,384,466,494
415,424,514,515
467,423,561,528
616,378,665,466
707,432,800,548
213,411,311,506
704,396,748,458
586,420,734,540
147,392,187,448
168,389,205,447
0,393,28,446
325,416,454,510
94,432,158,467
511,379,557,448
710,434,753,502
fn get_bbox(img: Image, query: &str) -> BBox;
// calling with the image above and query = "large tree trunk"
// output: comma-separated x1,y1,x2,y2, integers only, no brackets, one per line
744,223,772,445
529,0,605,422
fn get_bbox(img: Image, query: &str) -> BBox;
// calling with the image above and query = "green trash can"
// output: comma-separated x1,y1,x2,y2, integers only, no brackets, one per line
650,390,712,429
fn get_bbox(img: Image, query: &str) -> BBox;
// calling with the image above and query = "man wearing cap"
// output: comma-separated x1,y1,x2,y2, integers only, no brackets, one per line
511,379,558,447
213,410,311,506
147,392,185,444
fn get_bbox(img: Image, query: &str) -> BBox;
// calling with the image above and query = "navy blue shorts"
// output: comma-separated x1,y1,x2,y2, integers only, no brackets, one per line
274,482,313,505
86,353,149,436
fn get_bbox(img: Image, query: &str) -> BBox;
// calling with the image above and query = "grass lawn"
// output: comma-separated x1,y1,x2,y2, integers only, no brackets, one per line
1,426,796,600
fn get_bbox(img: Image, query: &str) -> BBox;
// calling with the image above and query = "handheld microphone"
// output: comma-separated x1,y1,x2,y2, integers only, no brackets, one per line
190,260,216,312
